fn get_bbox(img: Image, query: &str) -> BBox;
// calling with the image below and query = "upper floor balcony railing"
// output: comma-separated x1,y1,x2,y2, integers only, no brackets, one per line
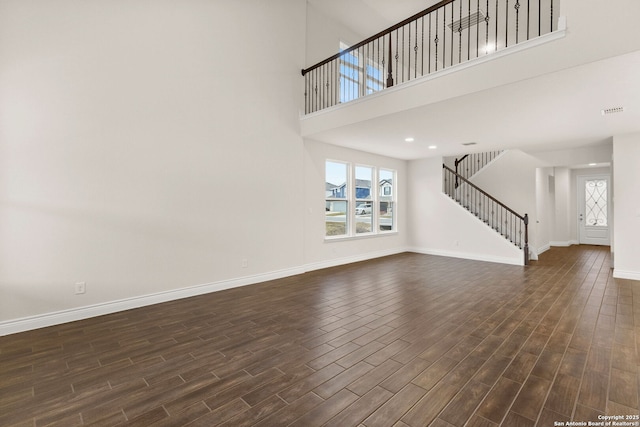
302,0,557,114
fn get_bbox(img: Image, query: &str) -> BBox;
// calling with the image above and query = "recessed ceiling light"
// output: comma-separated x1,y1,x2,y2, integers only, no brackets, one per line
405,137,415,143
428,145,437,150
589,163,597,166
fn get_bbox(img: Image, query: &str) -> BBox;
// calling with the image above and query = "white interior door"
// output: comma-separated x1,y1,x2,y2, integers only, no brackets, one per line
577,175,610,246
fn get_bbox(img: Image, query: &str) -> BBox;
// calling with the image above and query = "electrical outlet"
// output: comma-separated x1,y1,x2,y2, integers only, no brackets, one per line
75,282,86,295
241,259,248,268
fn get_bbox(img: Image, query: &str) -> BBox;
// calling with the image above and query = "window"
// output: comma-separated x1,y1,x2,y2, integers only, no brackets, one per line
585,179,607,226
379,169,395,231
355,165,373,234
325,161,349,237
339,42,384,103
325,160,396,238
339,45,360,104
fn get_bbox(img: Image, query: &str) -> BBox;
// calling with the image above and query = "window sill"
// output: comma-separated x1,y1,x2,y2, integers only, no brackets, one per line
324,231,398,243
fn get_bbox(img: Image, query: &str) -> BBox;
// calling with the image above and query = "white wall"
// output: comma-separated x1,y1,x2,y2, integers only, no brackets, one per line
469,150,542,258
303,140,408,269
408,157,523,265
0,0,307,327
552,168,573,246
535,167,554,254
528,142,613,167
305,2,365,66
612,133,640,280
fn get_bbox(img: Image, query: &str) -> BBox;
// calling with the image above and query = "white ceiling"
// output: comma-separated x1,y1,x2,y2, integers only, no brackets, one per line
308,0,442,38
304,1,640,160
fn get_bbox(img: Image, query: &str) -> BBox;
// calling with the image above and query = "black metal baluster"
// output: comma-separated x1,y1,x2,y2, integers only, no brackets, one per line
429,13,433,73
322,66,329,108
476,0,480,58
333,60,337,106
315,68,320,112
506,0,509,48
322,65,326,109
538,0,541,36
515,0,520,44
377,38,380,90
459,0,463,64
421,17,425,77
450,1,454,67
485,0,490,53
395,30,400,83
495,0,499,51
401,26,405,83
322,64,326,109
415,19,419,79
443,6,446,68
550,0,553,32
468,0,471,61
435,9,439,71
387,33,393,87
352,49,356,100
527,0,530,40
361,45,365,97
304,74,308,114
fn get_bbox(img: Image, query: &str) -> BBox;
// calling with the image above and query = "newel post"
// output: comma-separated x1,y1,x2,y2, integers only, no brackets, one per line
523,214,530,266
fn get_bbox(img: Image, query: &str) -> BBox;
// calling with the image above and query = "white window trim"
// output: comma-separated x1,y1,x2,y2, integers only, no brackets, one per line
325,161,397,241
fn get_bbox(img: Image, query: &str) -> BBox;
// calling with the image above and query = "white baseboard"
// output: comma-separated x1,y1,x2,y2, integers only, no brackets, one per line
549,240,579,247
537,244,551,255
304,248,409,272
408,247,524,266
613,269,640,281
0,248,412,337
0,266,305,337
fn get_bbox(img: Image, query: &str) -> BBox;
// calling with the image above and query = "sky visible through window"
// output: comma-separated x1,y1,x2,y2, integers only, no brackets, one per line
326,162,373,186
326,161,346,186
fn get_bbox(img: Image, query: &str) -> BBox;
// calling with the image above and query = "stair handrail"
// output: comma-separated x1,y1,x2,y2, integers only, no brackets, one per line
302,0,454,76
443,164,529,265
444,165,523,219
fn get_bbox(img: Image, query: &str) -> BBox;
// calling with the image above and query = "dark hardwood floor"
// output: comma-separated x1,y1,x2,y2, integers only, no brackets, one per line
1,245,639,426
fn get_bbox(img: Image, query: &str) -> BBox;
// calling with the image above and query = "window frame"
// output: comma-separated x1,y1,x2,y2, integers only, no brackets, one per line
325,160,397,240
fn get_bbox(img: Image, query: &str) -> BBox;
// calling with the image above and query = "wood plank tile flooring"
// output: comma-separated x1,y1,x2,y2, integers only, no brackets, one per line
2,245,639,426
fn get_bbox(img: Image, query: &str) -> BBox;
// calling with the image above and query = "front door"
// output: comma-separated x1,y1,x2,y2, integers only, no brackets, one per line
577,175,610,245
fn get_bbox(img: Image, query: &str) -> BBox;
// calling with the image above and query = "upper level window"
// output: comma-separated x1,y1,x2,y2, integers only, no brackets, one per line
325,160,396,238
339,42,384,103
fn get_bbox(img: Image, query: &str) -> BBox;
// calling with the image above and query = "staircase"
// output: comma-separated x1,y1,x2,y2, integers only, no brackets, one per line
442,153,529,265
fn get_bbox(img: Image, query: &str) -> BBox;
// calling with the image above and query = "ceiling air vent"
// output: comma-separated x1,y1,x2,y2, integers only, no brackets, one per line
448,10,486,32
601,107,624,115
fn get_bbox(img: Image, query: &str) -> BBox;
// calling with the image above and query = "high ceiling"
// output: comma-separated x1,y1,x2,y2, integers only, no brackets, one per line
308,0,442,39
304,1,640,161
